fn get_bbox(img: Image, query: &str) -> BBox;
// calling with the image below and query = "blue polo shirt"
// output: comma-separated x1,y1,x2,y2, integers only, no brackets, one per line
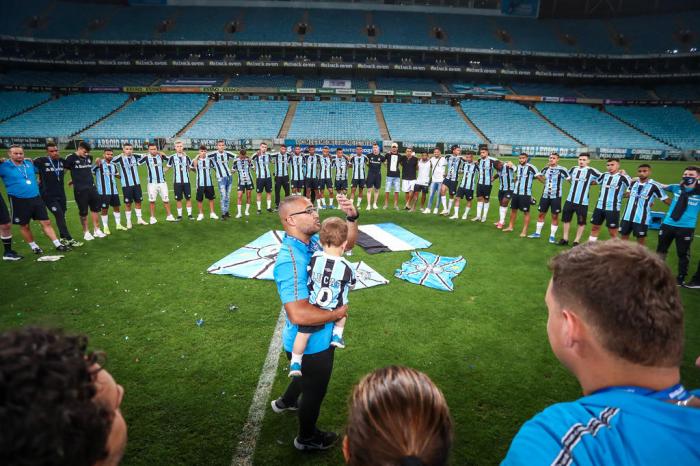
662,184,700,230
0,160,40,198
502,386,700,466
273,233,330,354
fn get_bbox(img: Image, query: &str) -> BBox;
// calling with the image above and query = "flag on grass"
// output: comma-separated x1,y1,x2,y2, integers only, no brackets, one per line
207,231,388,290
356,223,431,254
395,251,466,291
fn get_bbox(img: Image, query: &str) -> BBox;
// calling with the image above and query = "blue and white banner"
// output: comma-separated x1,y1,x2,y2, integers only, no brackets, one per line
207,230,388,290
395,251,466,292
356,223,431,254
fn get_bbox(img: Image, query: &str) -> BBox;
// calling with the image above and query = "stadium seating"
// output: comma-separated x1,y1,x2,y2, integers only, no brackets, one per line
231,8,300,43
551,18,617,54
495,17,571,53
0,91,51,121
0,93,128,137
31,2,118,40
183,99,289,140
229,75,297,88
382,103,481,144
158,7,235,41
432,14,506,50
287,101,380,140
608,14,681,54
303,9,367,44
375,78,443,93
80,93,209,140
0,71,86,87
0,0,51,37
373,11,435,47
606,105,700,150
460,100,579,148
79,74,157,87
574,85,653,100
90,6,170,41
302,77,370,89
510,82,578,97
535,103,670,149
654,83,700,100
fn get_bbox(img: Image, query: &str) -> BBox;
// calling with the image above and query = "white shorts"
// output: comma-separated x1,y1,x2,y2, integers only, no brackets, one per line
385,176,400,193
148,183,169,203
402,180,416,193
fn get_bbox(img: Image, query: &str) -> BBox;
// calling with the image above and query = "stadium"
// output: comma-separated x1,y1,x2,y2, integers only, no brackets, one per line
0,0,699,465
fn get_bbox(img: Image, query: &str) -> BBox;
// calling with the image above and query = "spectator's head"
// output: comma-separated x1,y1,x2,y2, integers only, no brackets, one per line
637,163,652,181
0,327,127,466
319,217,348,251
547,241,683,393
577,153,590,167
77,141,91,156
344,366,453,466
682,166,698,188
548,152,559,166
278,195,320,237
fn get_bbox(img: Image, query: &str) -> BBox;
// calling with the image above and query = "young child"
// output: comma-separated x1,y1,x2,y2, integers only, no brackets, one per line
289,217,356,377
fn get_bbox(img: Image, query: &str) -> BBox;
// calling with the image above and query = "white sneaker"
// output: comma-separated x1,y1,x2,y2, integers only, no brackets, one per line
373,204,378,209
115,223,127,231
165,215,177,222
149,217,157,225
103,226,111,235
441,209,449,215
235,212,242,218
126,222,133,230
83,232,94,241
480,217,487,223
432,208,438,214
210,212,219,220
93,230,106,238
197,213,204,221
244,211,250,216
422,208,430,214
137,218,148,225
449,213,458,219
461,213,468,220
366,206,371,211
471,216,480,222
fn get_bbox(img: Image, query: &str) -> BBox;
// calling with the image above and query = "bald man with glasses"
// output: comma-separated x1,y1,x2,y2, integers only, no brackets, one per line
270,193,358,451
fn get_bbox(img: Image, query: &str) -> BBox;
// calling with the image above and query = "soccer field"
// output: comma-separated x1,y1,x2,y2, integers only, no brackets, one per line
1,152,698,466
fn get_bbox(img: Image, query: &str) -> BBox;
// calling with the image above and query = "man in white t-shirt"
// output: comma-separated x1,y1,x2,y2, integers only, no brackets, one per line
410,152,431,212
423,148,446,214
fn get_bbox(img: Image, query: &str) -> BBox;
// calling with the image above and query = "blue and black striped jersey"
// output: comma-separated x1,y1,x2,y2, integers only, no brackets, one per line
622,180,667,225
334,156,349,181
92,161,119,196
318,156,333,179
595,172,631,212
290,153,305,181
497,164,515,192
514,163,539,196
233,158,253,185
351,154,367,180
207,150,235,179
307,251,356,310
445,155,463,182
193,157,214,188
113,154,141,187
459,162,478,190
566,166,602,206
271,152,289,177
167,154,192,184
139,154,167,184
252,151,272,179
539,165,570,199
305,153,319,179
477,156,498,186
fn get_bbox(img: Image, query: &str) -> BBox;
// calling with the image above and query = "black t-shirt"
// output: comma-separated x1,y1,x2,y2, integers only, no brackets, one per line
367,154,384,173
385,152,401,178
400,156,418,181
64,153,95,190
33,156,66,198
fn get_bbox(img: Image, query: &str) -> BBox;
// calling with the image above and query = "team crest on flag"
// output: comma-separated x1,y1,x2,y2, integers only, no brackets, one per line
395,251,466,291
207,230,389,290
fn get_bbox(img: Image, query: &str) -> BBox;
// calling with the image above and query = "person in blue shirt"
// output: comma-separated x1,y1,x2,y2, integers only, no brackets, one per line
502,241,700,466
289,217,356,378
503,153,538,237
655,166,700,285
271,193,358,452
0,145,69,255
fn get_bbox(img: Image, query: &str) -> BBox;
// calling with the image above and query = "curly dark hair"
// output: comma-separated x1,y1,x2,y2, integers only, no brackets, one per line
0,327,112,466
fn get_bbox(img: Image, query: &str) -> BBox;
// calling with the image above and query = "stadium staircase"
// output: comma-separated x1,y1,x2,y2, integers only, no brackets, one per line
0,94,53,123
277,101,298,138
529,106,582,145
373,103,391,140
69,96,136,137
176,97,214,137
455,105,490,143
602,108,680,150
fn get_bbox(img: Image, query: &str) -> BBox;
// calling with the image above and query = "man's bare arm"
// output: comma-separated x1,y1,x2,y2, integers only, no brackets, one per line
284,300,347,326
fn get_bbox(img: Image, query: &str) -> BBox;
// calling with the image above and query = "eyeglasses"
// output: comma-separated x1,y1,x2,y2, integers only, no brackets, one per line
288,206,318,217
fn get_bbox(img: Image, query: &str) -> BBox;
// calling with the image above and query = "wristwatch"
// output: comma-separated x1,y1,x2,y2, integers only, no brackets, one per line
346,211,360,222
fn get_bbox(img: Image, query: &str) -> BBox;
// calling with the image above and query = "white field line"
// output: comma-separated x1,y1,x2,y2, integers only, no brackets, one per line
231,307,285,466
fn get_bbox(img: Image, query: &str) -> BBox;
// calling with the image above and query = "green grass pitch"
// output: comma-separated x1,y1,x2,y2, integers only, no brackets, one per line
1,151,698,465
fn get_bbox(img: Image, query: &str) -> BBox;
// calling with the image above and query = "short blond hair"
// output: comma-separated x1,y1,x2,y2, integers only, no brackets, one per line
319,217,347,247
